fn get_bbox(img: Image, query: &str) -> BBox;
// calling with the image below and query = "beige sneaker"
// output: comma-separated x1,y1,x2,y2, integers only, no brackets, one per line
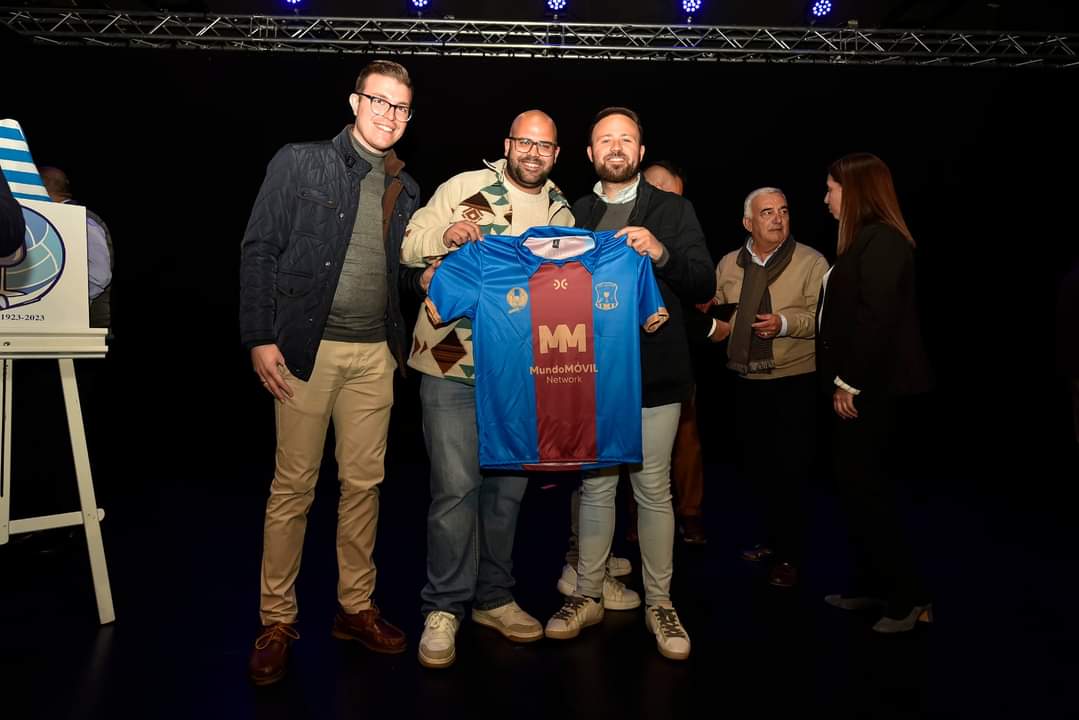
606,555,632,577
556,564,641,610
418,611,458,669
545,596,604,640
471,600,543,643
645,604,691,660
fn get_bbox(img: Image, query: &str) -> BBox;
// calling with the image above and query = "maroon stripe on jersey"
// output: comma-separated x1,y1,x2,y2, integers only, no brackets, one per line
529,262,598,464
523,463,581,472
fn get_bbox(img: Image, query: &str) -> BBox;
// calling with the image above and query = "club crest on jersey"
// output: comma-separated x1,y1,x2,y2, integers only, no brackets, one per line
595,282,619,311
506,287,529,313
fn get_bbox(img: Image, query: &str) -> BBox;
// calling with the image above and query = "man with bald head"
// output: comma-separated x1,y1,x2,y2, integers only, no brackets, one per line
640,161,708,545
39,167,113,327
401,109,574,668
643,160,684,196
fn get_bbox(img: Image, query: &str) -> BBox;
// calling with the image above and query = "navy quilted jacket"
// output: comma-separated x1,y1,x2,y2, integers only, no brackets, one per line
240,126,422,381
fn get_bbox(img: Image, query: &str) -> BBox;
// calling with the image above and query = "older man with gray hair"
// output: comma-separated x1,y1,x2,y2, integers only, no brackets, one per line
706,187,828,588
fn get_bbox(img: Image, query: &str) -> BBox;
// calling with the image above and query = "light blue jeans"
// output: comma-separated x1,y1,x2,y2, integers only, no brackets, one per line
576,403,681,606
419,375,528,620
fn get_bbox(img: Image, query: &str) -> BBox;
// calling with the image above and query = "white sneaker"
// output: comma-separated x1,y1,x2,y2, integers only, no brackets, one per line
545,596,604,640
471,600,543,643
556,564,641,610
645,604,691,661
606,555,632,577
418,611,458,669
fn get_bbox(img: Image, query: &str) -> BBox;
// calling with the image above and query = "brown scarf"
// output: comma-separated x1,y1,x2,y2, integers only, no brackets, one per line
727,237,795,375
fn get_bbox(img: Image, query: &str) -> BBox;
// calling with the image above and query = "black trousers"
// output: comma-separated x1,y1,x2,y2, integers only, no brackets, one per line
831,393,927,614
735,372,817,565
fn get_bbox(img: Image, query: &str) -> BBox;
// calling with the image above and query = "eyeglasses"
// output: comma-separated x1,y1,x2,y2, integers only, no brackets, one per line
507,136,557,157
357,92,414,122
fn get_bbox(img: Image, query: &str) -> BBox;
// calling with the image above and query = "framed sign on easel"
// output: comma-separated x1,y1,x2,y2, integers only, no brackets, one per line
1,119,114,625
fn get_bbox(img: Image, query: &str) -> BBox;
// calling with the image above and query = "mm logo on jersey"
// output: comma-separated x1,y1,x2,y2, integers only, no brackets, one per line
538,324,587,354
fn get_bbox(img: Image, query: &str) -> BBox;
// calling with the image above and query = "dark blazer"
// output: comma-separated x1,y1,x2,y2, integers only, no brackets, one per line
817,222,931,396
573,180,716,407
239,126,422,381
0,172,25,257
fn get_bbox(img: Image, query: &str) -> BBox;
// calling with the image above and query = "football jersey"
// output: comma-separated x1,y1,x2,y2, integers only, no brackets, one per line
425,225,668,471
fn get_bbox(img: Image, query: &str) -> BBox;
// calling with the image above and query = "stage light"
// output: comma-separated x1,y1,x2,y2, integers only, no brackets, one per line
681,0,702,22
811,0,832,18
283,0,302,7
410,0,430,8
547,0,567,11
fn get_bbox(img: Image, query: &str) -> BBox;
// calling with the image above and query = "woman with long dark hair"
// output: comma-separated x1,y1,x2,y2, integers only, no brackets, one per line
817,153,933,633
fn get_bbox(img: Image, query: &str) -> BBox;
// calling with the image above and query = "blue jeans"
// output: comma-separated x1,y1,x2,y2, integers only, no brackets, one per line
420,375,527,620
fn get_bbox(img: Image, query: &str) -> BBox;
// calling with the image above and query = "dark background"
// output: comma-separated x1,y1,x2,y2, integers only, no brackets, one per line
3,36,1076,509
2,4,1079,718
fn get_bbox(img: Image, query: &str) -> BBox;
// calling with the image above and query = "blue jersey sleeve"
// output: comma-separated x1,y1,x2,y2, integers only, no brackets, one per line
425,240,483,325
637,256,669,333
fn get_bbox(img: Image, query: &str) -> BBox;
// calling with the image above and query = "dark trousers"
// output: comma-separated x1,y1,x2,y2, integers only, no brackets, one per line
735,373,816,565
831,393,926,614
669,386,704,519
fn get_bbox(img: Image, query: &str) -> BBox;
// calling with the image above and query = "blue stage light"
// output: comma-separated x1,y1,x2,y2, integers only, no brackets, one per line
682,0,702,13
811,0,833,17
547,0,567,11
410,0,430,9
283,0,302,7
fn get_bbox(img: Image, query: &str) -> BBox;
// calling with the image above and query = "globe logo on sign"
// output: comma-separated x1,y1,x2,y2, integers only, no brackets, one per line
0,206,65,310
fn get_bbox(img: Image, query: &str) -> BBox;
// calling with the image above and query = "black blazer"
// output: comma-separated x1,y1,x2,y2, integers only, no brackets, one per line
0,172,26,257
816,222,931,396
573,180,716,407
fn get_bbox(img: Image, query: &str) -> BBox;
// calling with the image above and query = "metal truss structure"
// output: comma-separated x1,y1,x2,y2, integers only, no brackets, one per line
2,7,1076,68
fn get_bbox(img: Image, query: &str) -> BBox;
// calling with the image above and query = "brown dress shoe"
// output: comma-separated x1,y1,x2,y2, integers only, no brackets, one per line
249,623,300,686
768,562,798,588
679,515,708,545
741,544,774,562
331,603,407,654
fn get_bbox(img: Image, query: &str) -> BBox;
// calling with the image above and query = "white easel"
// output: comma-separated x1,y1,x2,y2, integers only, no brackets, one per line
2,120,114,624
0,330,114,624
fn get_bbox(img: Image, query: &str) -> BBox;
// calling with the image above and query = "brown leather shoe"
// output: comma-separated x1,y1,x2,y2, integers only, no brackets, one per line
331,603,407,654
741,544,774,562
249,623,299,686
768,562,798,588
679,515,708,545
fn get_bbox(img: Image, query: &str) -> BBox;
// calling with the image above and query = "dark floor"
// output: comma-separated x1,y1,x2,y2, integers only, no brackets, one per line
2,423,1077,720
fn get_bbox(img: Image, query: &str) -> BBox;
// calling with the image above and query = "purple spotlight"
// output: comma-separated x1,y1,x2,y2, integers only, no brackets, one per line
547,0,567,11
682,0,702,12
284,0,302,6
811,0,833,17
410,0,430,8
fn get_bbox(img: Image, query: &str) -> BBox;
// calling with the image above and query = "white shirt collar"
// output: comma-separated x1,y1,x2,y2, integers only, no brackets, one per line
745,237,784,266
592,174,640,205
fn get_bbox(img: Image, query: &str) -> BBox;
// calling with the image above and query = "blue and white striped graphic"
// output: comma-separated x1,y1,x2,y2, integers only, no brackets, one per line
0,119,49,202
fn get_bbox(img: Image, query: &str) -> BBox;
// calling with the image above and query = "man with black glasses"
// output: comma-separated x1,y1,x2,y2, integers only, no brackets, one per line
401,110,574,669
241,60,425,685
